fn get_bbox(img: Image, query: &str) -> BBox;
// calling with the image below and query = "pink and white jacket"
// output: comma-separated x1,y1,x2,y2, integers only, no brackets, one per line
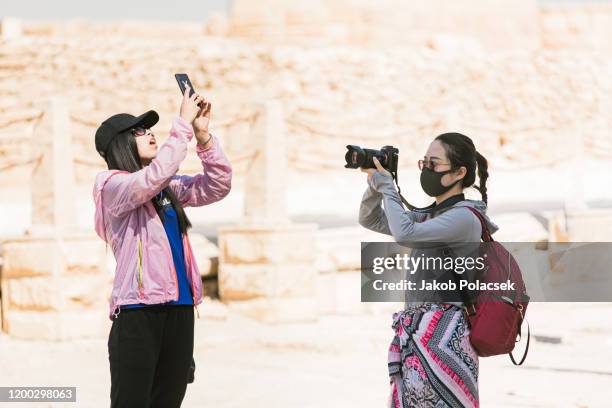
92,116,232,320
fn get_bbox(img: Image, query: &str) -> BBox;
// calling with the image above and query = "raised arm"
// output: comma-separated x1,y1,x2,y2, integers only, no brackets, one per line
169,134,232,207
103,86,204,217
103,117,194,217
358,184,392,235
370,171,480,243
359,159,423,236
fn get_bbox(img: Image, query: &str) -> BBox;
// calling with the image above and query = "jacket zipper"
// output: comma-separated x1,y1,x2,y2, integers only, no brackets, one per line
164,227,179,301
172,262,179,301
137,238,144,290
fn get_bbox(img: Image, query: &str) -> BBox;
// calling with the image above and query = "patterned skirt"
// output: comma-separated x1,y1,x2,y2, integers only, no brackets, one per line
388,303,479,408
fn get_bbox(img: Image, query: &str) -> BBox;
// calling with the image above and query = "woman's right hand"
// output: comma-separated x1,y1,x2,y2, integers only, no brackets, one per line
361,157,392,181
180,85,204,123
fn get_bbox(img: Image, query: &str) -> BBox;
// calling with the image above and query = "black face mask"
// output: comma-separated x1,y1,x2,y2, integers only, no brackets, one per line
420,167,461,197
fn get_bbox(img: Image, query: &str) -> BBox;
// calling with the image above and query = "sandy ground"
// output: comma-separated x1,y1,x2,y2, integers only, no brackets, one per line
1,301,612,408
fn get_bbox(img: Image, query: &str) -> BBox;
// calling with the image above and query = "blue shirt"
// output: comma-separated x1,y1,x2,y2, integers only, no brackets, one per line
122,191,193,309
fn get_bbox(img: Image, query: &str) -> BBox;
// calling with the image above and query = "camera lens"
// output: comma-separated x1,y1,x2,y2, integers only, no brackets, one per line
345,145,366,169
345,145,399,172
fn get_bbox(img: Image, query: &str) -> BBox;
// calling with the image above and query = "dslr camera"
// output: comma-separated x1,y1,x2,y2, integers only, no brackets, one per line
344,145,399,173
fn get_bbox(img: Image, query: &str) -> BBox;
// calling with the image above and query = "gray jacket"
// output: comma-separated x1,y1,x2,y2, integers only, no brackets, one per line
359,171,499,306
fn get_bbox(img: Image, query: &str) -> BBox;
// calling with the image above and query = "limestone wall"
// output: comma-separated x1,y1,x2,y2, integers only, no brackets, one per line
0,3,610,189
0,40,610,189
229,0,541,50
541,4,612,53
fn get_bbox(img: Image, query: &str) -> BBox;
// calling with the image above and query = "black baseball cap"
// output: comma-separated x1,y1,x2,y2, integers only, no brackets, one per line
95,110,159,157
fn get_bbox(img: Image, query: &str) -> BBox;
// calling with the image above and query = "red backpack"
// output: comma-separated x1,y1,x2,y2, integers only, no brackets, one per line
458,206,530,365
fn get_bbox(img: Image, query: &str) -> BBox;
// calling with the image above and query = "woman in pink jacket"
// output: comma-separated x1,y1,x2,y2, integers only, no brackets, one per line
92,86,232,407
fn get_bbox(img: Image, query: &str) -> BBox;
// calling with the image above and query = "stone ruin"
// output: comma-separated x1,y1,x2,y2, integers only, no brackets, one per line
1,98,110,339
218,101,318,323
1,0,612,337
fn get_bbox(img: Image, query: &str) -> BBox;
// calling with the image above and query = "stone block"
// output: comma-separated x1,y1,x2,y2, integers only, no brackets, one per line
218,263,316,300
490,212,548,242
189,233,219,277
30,97,78,231
5,273,111,311
219,224,317,265
549,209,612,242
218,223,318,302
243,101,289,224
1,234,105,279
5,276,60,311
2,239,64,278
3,309,109,340
315,226,394,273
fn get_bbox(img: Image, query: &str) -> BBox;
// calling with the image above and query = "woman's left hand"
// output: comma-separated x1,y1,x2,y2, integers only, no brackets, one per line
193,99,212,141
361,157,392,180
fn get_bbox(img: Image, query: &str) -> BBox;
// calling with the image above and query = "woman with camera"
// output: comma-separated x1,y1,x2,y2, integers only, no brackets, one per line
92,85,232,407
359,133,497,408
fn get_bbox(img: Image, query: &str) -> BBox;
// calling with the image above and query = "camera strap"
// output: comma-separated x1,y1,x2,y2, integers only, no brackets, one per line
391,171,436,213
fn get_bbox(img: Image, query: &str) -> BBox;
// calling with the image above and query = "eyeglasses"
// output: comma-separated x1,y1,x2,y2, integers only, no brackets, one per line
131,127,150,137
418,159,452,171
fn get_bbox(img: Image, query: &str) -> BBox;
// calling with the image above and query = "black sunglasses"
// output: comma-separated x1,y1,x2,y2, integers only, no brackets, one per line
418,159,452,171
131,127,150,136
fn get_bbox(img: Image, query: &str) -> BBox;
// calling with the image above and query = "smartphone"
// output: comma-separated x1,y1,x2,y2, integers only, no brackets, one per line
175,73,195,97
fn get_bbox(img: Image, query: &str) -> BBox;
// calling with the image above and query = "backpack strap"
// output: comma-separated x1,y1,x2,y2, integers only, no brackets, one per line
450,206,493,313
509,320,530,366
458,206,494,242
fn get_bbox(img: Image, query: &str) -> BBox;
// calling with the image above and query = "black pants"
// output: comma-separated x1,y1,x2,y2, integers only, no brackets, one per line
108,305,195,408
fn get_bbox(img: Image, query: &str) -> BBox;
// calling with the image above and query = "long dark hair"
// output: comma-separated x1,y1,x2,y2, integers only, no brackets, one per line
435,132,489,204
104,132,192,233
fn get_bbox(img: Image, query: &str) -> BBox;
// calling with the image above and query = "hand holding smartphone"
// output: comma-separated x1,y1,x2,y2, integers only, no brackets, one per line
175,73,212,139
177,74,204,123
175,73,196,98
